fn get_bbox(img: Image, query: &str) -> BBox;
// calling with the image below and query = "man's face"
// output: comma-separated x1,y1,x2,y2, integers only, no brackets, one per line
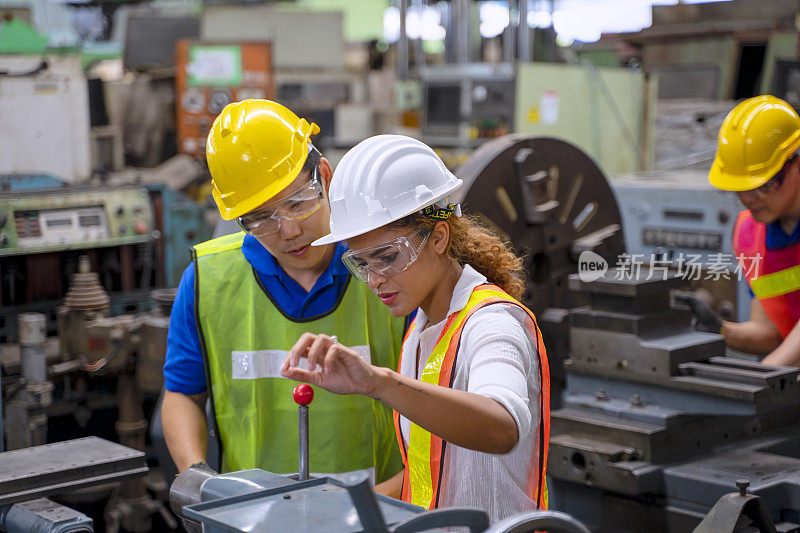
242,159,334,272
737,158,800,224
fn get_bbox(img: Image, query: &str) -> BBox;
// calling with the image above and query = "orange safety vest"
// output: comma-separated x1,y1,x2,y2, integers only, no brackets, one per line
733,210,800,338
393,283,550,511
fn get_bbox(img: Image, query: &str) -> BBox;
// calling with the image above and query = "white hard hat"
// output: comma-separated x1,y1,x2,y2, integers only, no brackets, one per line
312,135,463,245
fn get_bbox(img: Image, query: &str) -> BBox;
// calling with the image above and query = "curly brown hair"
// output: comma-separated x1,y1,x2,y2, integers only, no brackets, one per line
389,212,526,300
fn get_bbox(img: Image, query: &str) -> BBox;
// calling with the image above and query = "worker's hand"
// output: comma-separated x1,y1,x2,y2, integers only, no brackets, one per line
186,461,217,475
674,291,723,334
281,333,379,396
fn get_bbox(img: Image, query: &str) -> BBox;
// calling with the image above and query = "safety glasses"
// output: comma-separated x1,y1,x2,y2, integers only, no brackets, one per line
237,168,323,237
341,229,432,283
740,156,796,199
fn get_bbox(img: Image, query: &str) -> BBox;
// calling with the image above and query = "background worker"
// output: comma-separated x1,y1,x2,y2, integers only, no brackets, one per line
161,100,406,482
681,95,800,366
282,134,550,523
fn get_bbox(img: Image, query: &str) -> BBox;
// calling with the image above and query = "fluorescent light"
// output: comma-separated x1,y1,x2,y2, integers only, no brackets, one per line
479,2,510,38
383,5,446,43
527,10,553,29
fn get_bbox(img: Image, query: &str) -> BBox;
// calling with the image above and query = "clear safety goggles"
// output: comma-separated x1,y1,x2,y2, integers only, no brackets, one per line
237,168,323,237
341,229,432,283
740,155,796,200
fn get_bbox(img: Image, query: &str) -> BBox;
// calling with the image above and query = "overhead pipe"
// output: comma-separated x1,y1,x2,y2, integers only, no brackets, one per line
412,0,425,71
454,0,471,64
518,0,531,61
398,0,409,80
503,0,516,63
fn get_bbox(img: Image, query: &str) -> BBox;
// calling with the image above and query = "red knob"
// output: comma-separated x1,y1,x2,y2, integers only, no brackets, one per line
293,384,314,406
133,220,148,235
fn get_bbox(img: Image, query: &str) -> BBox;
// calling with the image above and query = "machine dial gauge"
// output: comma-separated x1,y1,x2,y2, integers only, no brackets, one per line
473,84,488,103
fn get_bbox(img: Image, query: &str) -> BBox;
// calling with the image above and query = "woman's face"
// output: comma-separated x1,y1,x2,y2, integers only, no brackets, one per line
345,224,441,317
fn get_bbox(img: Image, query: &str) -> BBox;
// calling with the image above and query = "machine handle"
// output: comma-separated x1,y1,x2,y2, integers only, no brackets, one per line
293,384,314,480
391,507,490,533
343,472,389,533
169,462,218,519
482,510,592,533
293,383,314,406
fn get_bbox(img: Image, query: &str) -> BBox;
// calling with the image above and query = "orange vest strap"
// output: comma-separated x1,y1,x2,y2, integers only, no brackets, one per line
734,209,800,338
394,284,550,511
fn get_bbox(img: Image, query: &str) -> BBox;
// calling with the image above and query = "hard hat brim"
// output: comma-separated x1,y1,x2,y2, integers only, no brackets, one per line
311,182,463,246
709,142,800,192
215,156,307,220
708,163,773,192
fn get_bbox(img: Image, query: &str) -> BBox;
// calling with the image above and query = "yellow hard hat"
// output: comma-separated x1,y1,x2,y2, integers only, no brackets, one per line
709,95,800,192
206,100,320,220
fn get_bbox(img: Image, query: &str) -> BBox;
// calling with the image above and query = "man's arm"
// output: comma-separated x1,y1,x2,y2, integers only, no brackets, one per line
374,469,404,499
162,263,213,472
162,390,209,472
722,298,783,355
762,319,800,366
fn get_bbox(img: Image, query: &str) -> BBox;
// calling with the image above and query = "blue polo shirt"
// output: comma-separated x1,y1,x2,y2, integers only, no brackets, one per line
765,218,800,249
164,235,351,395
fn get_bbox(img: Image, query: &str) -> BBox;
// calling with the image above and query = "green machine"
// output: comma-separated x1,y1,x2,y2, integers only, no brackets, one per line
419,61,656,177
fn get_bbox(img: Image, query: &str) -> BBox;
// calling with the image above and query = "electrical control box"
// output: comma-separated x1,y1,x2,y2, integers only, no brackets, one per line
175,40,274,160
420,63,516,146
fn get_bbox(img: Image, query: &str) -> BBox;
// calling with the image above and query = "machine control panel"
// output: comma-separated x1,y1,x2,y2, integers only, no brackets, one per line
611,171,750,322
15,206,110,247
611,171,740,262
0,185,154,254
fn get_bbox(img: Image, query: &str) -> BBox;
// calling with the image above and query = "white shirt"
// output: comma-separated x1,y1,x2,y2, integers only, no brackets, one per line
398,265,542,523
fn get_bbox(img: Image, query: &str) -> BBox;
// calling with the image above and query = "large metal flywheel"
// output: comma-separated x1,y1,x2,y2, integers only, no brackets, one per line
455,135,625,314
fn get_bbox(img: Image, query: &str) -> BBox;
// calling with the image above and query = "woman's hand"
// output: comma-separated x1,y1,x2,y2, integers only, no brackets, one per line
281,333,381,396
283,333,520,454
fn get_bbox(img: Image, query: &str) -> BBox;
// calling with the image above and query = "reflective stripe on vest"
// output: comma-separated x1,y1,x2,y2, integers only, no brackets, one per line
733,211,800,338
750,265,800,299
193,232,405,479
393,284,550,511
195,231,244,257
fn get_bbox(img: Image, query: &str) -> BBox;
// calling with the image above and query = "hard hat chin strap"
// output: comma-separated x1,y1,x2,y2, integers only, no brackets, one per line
420,198,462,221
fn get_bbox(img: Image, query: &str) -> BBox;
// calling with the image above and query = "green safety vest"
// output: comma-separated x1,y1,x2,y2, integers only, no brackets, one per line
193,232,404,482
